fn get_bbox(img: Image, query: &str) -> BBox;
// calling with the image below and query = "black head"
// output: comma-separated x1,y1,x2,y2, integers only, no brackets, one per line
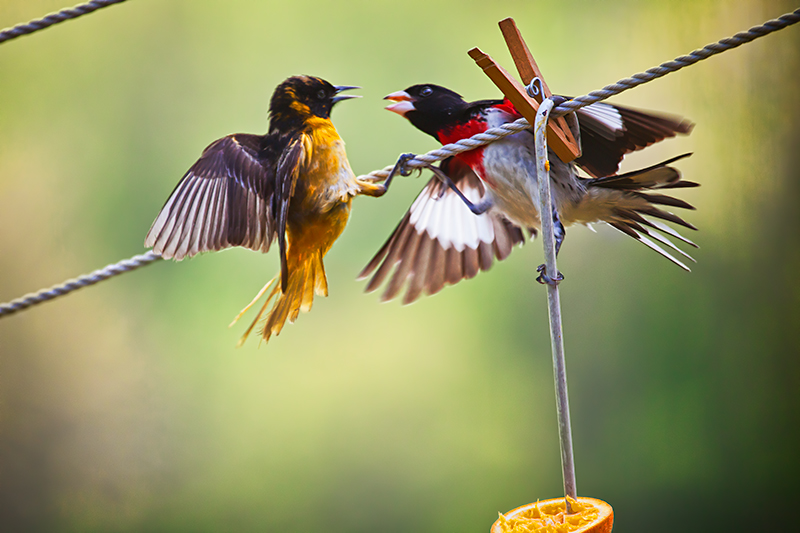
384,84,470,138
269,76,360,130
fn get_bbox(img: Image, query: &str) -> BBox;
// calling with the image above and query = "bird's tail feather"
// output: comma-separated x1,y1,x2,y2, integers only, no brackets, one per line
232,250,328,346
564,153,699,270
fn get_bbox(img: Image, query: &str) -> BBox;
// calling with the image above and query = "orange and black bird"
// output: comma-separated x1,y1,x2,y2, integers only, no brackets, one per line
145,75,390,344
360,84,697,303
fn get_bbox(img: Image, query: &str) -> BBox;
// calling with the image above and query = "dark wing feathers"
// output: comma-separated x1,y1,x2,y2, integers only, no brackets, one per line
574,101,694,178
274,137,305,291
145,133,276,260
358,157,527,304
588,153,699,231
589,156,699,271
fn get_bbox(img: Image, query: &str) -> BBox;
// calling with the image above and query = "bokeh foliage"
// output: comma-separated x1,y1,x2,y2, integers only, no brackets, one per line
0,1,798,531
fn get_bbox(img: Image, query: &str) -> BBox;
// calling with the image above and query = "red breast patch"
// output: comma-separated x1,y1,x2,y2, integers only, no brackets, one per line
437,117,488,181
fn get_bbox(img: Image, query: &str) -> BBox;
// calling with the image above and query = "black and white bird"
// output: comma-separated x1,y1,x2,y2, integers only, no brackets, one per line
360,84,697,303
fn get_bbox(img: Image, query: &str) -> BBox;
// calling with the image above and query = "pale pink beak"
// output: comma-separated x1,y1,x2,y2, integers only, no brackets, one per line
384,90,415,116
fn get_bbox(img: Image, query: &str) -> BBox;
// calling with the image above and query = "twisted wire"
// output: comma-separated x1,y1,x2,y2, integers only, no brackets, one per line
0,252,161,318
363,119,532,180
551,8,800,117
0,0,129,45
358,7,800,181
1,7,798,317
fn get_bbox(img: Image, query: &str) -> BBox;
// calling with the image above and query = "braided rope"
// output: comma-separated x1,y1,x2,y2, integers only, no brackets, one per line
363,119,533,180
0,0,129,45
0,252,161,318
358,7,800,181
551,8,800,117
1,7,798,318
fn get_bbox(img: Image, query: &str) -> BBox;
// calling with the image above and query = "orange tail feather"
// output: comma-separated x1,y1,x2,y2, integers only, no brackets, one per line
235,252,327,346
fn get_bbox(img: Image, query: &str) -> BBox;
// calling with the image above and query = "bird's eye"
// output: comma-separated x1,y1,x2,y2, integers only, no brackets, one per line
317,89,327,100
419,86,433,97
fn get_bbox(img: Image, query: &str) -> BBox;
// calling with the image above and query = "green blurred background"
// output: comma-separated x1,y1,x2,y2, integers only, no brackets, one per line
1,0,798,531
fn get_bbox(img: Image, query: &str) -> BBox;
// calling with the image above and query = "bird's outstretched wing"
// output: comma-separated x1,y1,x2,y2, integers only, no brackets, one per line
358,157,526,304
575,102,694,178
145,133,277,260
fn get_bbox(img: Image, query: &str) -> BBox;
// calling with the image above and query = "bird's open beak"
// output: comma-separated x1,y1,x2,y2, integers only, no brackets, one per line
332,85,362,104
384,90,415,116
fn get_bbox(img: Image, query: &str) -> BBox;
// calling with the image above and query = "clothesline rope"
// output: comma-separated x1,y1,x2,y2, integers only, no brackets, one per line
0,6,798,318
0,0,129,45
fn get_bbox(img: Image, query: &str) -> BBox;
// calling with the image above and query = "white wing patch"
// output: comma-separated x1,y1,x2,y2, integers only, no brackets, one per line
576,103,624,140
409,178,495,252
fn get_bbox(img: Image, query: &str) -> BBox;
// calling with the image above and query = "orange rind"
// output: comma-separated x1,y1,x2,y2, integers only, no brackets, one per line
491,496,613,533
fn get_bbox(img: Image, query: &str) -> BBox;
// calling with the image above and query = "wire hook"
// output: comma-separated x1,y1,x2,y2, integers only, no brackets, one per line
526,77,543,100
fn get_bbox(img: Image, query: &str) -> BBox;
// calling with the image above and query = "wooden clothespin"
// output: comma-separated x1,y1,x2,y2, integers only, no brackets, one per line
468,17,581,163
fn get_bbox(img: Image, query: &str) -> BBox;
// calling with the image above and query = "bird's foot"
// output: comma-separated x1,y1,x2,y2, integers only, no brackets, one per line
395,153,416,177
380,153,417,193
425,163,493,215
536,264,564,286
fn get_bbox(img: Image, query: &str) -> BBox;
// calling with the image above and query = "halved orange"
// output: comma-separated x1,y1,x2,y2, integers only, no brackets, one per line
491,496,613,533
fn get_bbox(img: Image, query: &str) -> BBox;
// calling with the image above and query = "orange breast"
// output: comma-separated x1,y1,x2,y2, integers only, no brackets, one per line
286,118,357,260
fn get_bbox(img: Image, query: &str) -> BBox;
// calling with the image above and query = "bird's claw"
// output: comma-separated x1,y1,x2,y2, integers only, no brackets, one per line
396,153,416,177
381,153,418,194
536,264,564,286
